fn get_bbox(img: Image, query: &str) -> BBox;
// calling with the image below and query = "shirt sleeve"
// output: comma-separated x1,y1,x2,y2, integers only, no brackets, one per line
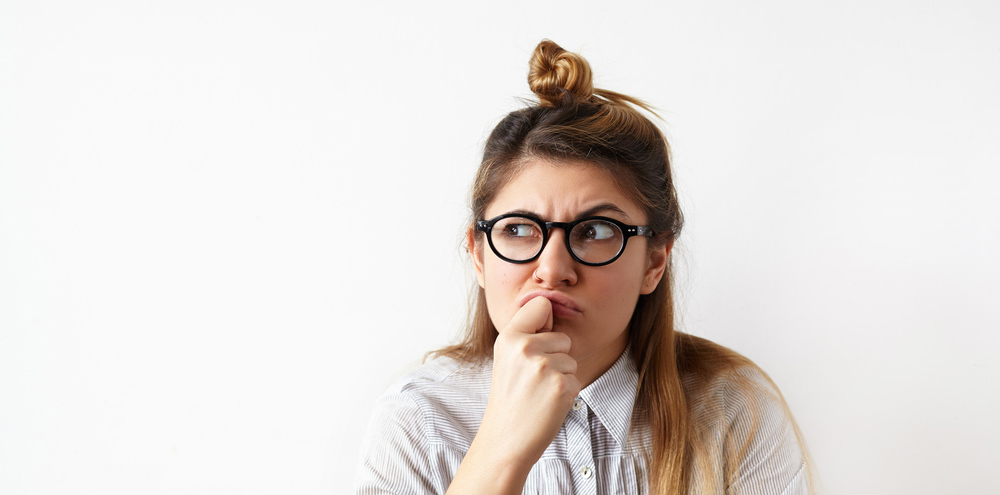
723,367,810,495
353,390,446,495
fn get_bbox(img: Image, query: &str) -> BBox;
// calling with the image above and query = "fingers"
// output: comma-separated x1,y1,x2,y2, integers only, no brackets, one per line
496,324,571,357
511,350,577,377
541,351,578,376
502,296,553,335
527,331,572,357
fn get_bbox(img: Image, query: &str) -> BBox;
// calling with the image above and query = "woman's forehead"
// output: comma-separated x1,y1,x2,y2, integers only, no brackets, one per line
485,159,644,222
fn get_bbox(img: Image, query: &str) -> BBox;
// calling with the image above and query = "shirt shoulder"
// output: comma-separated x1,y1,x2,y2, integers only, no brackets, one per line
354,356,492,495
386,355,492,397
680,346,809,495
375,355,494,451
383,355,492,440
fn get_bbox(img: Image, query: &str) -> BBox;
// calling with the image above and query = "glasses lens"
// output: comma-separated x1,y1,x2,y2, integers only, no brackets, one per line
570,219,624,264
490,216,544,261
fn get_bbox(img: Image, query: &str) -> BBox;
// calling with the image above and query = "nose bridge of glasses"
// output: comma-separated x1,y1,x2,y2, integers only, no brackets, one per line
540,221,575,256
543,221,574,235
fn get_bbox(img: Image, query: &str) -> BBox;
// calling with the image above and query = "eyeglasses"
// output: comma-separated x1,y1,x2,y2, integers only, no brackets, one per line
476,213,654,266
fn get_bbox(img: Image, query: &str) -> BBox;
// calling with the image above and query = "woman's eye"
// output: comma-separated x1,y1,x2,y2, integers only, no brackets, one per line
579,222,616,240
502,223,536,237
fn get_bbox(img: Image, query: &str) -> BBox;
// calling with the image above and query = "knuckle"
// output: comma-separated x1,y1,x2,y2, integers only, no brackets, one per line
531,355,550,374
515,338,534,357
496,333,527,353
566,359,578,375
557,379,579,401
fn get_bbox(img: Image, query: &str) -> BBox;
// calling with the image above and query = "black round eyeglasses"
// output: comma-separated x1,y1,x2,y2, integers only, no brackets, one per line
475,213,654,267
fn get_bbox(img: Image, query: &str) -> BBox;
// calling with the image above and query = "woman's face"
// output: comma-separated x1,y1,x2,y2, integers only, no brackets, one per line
471,159,669,378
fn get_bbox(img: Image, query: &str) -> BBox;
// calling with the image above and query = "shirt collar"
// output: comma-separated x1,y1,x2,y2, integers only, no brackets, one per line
577,346,639,450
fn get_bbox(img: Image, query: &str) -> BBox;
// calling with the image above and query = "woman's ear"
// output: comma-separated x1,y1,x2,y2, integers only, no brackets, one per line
641,237,674,295
467,227,486,289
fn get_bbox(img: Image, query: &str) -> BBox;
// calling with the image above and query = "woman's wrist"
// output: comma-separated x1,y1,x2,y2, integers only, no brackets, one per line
446,433,534,495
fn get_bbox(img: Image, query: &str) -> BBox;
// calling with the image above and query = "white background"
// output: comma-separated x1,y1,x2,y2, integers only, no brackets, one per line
2,1,998,494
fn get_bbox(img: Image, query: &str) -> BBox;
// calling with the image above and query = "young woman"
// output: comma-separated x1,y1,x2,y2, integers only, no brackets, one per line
355,40,812,495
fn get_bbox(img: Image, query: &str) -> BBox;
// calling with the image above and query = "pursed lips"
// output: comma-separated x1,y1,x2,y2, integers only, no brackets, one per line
517,290,583,317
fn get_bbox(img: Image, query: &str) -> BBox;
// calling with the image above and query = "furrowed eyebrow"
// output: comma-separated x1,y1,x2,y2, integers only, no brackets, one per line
504,209,543,219
577,203,631,221
501,203,631,222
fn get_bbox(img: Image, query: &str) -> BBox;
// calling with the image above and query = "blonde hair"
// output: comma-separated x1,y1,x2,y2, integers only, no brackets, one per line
434,40,813,494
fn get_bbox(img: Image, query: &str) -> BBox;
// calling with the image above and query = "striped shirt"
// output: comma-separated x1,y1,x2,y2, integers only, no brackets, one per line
354,349,807,494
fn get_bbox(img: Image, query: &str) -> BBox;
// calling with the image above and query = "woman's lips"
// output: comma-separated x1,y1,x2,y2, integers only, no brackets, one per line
518,291,583,318
549,301,582,318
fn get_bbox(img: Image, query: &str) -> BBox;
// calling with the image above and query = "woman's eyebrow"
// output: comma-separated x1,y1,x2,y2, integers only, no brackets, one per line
505,208,543,219
503,203,631,221
577,203,631,220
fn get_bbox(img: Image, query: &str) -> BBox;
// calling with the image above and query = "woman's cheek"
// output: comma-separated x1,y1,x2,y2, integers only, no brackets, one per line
484,262,532,332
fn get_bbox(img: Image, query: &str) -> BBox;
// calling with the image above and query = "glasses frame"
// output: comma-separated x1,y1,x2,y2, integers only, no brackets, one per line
475,213,654,267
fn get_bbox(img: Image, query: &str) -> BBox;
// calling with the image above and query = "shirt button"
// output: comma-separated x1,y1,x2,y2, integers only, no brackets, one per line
572,399,583,411
580,466,593,479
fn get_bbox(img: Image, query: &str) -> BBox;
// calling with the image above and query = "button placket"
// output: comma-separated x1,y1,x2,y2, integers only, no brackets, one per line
564,397,597,495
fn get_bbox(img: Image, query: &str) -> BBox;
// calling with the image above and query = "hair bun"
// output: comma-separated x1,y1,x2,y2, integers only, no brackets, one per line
528,40,594,106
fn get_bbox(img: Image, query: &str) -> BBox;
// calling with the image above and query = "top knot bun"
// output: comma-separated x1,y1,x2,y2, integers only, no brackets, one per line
528,40,594,106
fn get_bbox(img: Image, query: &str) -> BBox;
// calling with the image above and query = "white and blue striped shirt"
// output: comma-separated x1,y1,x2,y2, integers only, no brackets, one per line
354,349,807,494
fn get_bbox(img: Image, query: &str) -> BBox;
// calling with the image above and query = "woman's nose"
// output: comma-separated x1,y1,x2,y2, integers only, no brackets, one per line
532,229,578,287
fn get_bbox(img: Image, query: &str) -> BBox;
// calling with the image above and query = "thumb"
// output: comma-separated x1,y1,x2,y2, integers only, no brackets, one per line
503,296,553,334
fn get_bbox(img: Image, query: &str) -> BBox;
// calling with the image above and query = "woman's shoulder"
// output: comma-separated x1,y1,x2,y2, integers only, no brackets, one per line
356,356,492,493
384,354,492,399
370,355,493,441
673,332,800,442
674,331,780,400
674,333,809,492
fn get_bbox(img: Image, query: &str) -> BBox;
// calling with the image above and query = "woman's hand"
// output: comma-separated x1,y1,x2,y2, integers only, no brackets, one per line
484,296,581,464
446,296,580,495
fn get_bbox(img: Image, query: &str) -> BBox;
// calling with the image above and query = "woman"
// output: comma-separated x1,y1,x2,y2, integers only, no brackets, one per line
355,40,812,495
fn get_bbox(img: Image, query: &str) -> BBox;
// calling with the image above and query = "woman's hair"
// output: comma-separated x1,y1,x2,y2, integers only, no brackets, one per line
433,40,812,495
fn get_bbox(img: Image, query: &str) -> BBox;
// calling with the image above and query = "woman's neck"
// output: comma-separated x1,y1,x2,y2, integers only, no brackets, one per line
574,331,629,388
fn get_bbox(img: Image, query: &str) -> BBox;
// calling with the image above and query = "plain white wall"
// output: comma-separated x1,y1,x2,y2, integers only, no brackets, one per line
2,1,998,494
